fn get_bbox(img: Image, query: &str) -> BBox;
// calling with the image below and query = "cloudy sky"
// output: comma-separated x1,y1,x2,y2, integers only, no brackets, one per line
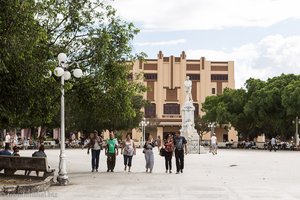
112,0,300,88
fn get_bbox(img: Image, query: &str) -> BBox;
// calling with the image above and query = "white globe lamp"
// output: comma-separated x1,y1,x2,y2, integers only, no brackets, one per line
64,71,71,80
57,53,67,64
54,67,64,77
73,68,83,78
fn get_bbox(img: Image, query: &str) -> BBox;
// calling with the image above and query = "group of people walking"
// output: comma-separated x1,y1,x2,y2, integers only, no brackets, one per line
86,131,188,174
160,132,188,174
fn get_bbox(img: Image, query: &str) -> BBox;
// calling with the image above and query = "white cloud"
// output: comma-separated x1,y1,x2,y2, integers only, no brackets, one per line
112,0,300,31
186,34,300,88
134,38,186,46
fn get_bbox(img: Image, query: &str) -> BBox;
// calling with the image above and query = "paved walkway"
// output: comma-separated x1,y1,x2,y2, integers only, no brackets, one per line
2,148,300,200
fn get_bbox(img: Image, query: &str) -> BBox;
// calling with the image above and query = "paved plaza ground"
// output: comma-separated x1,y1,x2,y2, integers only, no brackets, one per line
2,148,300,200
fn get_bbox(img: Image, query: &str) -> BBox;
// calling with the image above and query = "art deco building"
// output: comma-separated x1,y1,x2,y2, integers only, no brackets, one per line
128,51,238,143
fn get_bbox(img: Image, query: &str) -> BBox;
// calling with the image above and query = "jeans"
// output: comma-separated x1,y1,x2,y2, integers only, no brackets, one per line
107,153,116,171
123,155,133,167
91,149,101,170
165,151,173,170
175,149,184,172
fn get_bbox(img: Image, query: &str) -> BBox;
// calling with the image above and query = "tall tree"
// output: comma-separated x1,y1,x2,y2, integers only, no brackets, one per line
0,0,147,133
0,0,60,129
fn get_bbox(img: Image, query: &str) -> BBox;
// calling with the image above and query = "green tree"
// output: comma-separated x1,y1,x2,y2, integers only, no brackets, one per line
0,0,60,129
202,74,300,140
0,0,147,134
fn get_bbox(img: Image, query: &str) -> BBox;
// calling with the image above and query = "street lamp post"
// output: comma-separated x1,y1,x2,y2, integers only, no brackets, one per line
140,117,149,146
48,53,83,185
292,117,300,147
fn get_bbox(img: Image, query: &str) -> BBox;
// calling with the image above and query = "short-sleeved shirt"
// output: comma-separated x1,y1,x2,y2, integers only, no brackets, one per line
271,138,276,145
173,136,187,150
107,139,117,154
211,136,217,144
123,140,134,156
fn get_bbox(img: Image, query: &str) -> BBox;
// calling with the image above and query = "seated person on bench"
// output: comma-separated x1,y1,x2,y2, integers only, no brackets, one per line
0,143,12,156
25,144,47,176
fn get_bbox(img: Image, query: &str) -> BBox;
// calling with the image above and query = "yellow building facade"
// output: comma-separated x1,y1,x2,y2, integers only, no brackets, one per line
126,51,238,143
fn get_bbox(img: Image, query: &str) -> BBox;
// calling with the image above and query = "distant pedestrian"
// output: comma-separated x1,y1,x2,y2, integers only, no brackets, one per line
80,135,85,150
105,132,118,172
87,131,103,172
211,133,218,155
121,133,136,172
164,134,174,173
143,135,156,173
173,131,187,174
5,133,11,148
270,137,277,152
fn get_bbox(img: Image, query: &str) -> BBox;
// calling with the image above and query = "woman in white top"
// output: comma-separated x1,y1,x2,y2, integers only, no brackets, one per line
121,133,136,172
87,131,103,172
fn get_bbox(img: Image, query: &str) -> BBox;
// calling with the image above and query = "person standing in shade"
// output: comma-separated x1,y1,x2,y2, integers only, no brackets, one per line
164,134,174,173
173,131,187,174
211,133,218,155
143,135,156,173
270,137,277,152
5,133,11,148
87,131,103,172
105,132,118,172
121,133,136,172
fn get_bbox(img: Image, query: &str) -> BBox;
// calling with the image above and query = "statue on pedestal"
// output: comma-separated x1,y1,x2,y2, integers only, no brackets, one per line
184,76,193,102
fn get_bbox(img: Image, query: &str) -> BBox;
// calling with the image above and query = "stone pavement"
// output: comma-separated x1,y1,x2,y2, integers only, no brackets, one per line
2,148,300,200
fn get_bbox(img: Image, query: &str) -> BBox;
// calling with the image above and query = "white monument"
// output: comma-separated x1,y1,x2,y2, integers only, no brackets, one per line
180,76,206,154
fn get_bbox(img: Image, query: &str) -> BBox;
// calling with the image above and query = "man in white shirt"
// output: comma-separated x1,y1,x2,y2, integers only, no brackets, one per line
211,134,218,155
270,137,277,152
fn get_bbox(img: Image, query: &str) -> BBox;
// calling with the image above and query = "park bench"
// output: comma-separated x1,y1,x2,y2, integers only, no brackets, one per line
0,156,55,177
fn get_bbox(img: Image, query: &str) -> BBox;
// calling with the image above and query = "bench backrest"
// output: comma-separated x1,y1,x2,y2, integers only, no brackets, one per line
0,156,48,171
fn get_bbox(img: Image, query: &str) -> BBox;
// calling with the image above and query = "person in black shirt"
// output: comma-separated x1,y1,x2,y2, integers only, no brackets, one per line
173,131,187,174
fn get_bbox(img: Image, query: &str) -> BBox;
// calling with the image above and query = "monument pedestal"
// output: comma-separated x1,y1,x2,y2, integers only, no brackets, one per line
181,76,208,154
185,131,208,154
187,133,200,154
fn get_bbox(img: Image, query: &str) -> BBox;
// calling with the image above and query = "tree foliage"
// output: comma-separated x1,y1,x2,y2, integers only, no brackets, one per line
0,0,147,133
202,74,300,140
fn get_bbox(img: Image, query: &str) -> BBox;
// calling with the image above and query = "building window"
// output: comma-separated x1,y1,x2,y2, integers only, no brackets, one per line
144,73,157,81
186,74,200,81
163,103,180,114
166,88,177,101
145,103,156,118
211,74,228,81
212,88,216,94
